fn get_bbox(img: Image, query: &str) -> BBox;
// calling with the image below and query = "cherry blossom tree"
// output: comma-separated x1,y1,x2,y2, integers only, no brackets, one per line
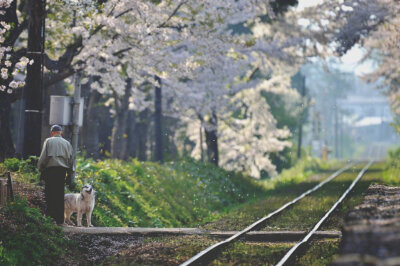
57,0,281,161
163,8,304,176
361,1,400,116
2,0,303,177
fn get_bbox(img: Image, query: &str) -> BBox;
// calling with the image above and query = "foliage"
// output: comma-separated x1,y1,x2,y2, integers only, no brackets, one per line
382,147,400,185
267,156,321,188
268,145,298,175
0,198,72,266
3,156,39,174
56,0,303,175
262,86,303,174
72,157,266,227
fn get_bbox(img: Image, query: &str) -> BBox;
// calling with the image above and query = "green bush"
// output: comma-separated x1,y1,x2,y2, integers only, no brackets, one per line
3,156,39,175
265,156,322,189
382,147,400,185
0,199,71,266
3,158,20,172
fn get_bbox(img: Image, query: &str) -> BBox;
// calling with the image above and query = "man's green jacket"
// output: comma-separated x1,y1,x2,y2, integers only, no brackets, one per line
37,135,74,173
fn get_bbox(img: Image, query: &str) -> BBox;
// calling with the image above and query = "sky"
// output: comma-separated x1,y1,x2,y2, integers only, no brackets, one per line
339,45,377,76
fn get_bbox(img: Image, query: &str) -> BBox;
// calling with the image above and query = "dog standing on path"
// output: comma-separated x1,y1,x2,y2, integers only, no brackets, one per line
64,185,95,227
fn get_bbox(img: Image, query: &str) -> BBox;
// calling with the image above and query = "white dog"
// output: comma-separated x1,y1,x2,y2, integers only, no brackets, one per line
64,185,95,227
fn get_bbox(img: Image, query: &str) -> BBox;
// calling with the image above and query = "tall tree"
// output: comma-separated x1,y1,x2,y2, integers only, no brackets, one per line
23,0,46,158
82,89,102,159
203,113,219,166
110,78,131,159
154,76,163,162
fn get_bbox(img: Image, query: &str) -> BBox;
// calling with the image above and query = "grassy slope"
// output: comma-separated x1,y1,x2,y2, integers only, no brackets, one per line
0,199,77,265
73,157,266,227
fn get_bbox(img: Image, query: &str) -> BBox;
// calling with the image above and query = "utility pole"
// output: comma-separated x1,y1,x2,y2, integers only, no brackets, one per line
297,75,306,159
71,73,81,184
334,99,339,158
339,111,343,158
154,75,163,162
23,0,46,158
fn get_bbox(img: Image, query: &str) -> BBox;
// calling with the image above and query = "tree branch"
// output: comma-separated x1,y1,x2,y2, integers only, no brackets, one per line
158,0,188,28
4,19,28,47
44,67,76,88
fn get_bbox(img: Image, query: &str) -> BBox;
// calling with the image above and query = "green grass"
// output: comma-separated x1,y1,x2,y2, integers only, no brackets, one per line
66,157,267,228
103,235,340,266
0,198,75,266
202,163,385,232
0,156,339,230
101,160,387,265
1,156,392,265
1,157,268,228
296,239,340,265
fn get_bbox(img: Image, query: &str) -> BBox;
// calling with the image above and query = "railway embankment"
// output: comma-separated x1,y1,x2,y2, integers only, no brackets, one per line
334,184,400,265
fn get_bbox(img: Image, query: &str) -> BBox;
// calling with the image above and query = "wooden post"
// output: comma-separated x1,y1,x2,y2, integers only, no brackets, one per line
7,172,14,201
334,99,339,158
0,179,6,206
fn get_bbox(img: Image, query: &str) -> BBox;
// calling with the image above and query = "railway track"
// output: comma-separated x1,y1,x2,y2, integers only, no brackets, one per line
181,161,374,266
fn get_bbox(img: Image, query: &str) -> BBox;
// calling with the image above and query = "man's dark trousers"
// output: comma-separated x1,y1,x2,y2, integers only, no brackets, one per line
43,167,67,224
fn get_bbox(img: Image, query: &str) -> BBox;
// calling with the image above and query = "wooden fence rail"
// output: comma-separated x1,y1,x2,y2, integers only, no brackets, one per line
0,172,19,206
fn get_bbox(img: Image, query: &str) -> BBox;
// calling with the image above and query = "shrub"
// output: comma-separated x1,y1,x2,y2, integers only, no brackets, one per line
3,156,39,175
382,147,400,185
0,198,72,266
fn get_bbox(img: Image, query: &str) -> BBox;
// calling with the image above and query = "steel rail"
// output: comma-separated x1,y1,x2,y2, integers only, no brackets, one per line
180,163,355,266
275,160,374,266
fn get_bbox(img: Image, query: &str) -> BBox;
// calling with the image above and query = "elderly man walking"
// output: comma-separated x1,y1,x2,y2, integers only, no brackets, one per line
38,125,74,224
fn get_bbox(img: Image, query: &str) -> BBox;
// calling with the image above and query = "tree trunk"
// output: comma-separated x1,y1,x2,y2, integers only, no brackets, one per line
200,125,204,162
0,0,24,160
163,116,178,161
15,96,25,158
127,110,137,159
23,0,46,158
111,112,128,159
0,95,15,161
111,78,131,159
154,76,163,162
82,90,101,159
137,109,149,161
204,113,219,166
